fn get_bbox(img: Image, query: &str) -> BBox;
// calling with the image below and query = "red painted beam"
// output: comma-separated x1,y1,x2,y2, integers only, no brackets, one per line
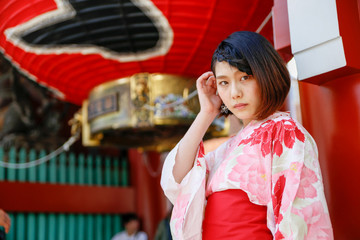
0,181,135,214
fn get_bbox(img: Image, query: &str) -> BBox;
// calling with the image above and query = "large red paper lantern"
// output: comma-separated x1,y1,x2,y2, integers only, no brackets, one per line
0,0,273,105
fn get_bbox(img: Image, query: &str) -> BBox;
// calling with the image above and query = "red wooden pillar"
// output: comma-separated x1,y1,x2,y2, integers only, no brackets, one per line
298,77,360,240
128,149,168,240
274,0,360,239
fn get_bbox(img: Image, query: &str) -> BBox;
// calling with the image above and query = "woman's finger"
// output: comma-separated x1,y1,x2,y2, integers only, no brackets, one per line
197,72,214,90
206,75,215,86
197,72,213,84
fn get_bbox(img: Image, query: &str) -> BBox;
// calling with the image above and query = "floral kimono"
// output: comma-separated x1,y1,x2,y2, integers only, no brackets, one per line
161,112,333,240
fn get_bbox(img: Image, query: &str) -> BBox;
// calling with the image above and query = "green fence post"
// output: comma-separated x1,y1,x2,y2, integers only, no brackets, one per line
68,153,76,185
76,214,85,240
47,211,57,239
105,214,112,240
37,150,47,182
49,152,57,183
112,158,120,186
121,157,128,186
67,213,76,240
95,155,103,186
7,147,16,181
113,215,122,235
85,214,94,240
95,215,103,240
105,156,111,186
37,212,47,240
58,213,66,240
27,209,37,240
0,148,4,181
77,154,85,185
15,211,26,240
28,149,37,183
17,148,27,182
7,213,15,240
85,155,93,186
58,153,67,184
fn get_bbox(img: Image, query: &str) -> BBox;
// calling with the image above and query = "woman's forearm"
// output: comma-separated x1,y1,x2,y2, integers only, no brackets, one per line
172,111,217,183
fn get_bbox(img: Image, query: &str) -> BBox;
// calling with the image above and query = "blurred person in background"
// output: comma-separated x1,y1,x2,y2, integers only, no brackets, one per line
111,213,147,240
154,207,172,240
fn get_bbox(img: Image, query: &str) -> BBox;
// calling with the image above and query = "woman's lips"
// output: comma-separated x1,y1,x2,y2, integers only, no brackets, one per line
233,103,247,109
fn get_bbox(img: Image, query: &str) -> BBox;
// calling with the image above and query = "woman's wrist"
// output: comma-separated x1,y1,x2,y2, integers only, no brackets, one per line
198,109,219,122
198,110,218,125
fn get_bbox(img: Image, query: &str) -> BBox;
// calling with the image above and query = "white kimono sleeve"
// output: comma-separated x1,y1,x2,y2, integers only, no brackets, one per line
160,139,208,240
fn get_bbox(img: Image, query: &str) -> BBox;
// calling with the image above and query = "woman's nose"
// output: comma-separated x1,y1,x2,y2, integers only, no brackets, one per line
231,82,242,99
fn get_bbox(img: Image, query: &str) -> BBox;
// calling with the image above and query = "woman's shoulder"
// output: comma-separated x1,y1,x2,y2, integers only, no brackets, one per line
265,111,318,155
239,112,315,154
265,111,297,124
270,111,313,138
258,111,309,135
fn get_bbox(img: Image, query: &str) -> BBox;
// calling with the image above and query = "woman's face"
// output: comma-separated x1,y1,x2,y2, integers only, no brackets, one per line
215,61,261,126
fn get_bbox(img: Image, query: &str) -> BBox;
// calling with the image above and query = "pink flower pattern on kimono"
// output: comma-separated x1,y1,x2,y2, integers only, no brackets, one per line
171,193,191,235
298,165,319,199
271,162,324,239
272,162,320,212
272,175,286,239
228,144,269,203
240,119,305,157
292,201,333,239
196,142,205,167
272,175,286,225
272,162,303,213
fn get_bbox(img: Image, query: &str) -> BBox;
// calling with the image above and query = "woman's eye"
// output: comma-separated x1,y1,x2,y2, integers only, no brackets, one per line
240,75,249,81
218,81,228,86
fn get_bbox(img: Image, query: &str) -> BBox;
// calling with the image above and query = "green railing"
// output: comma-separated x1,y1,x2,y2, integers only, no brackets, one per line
0,148,128,186
0,147,130,240
7,212,123,240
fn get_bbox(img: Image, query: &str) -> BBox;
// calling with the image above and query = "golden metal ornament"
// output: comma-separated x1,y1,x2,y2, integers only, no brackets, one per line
80,73,229,151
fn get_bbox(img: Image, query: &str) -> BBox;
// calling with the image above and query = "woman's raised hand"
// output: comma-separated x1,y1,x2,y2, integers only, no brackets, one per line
196,71,222,117
172,72,221,183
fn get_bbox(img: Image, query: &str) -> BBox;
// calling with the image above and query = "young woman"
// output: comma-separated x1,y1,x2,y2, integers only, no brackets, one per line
161,31,333,239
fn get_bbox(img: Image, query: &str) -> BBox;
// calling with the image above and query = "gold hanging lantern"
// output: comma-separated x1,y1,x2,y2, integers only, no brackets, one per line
80,73,228,152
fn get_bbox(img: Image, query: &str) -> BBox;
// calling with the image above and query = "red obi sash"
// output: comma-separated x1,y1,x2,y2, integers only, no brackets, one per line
202,189,273,240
